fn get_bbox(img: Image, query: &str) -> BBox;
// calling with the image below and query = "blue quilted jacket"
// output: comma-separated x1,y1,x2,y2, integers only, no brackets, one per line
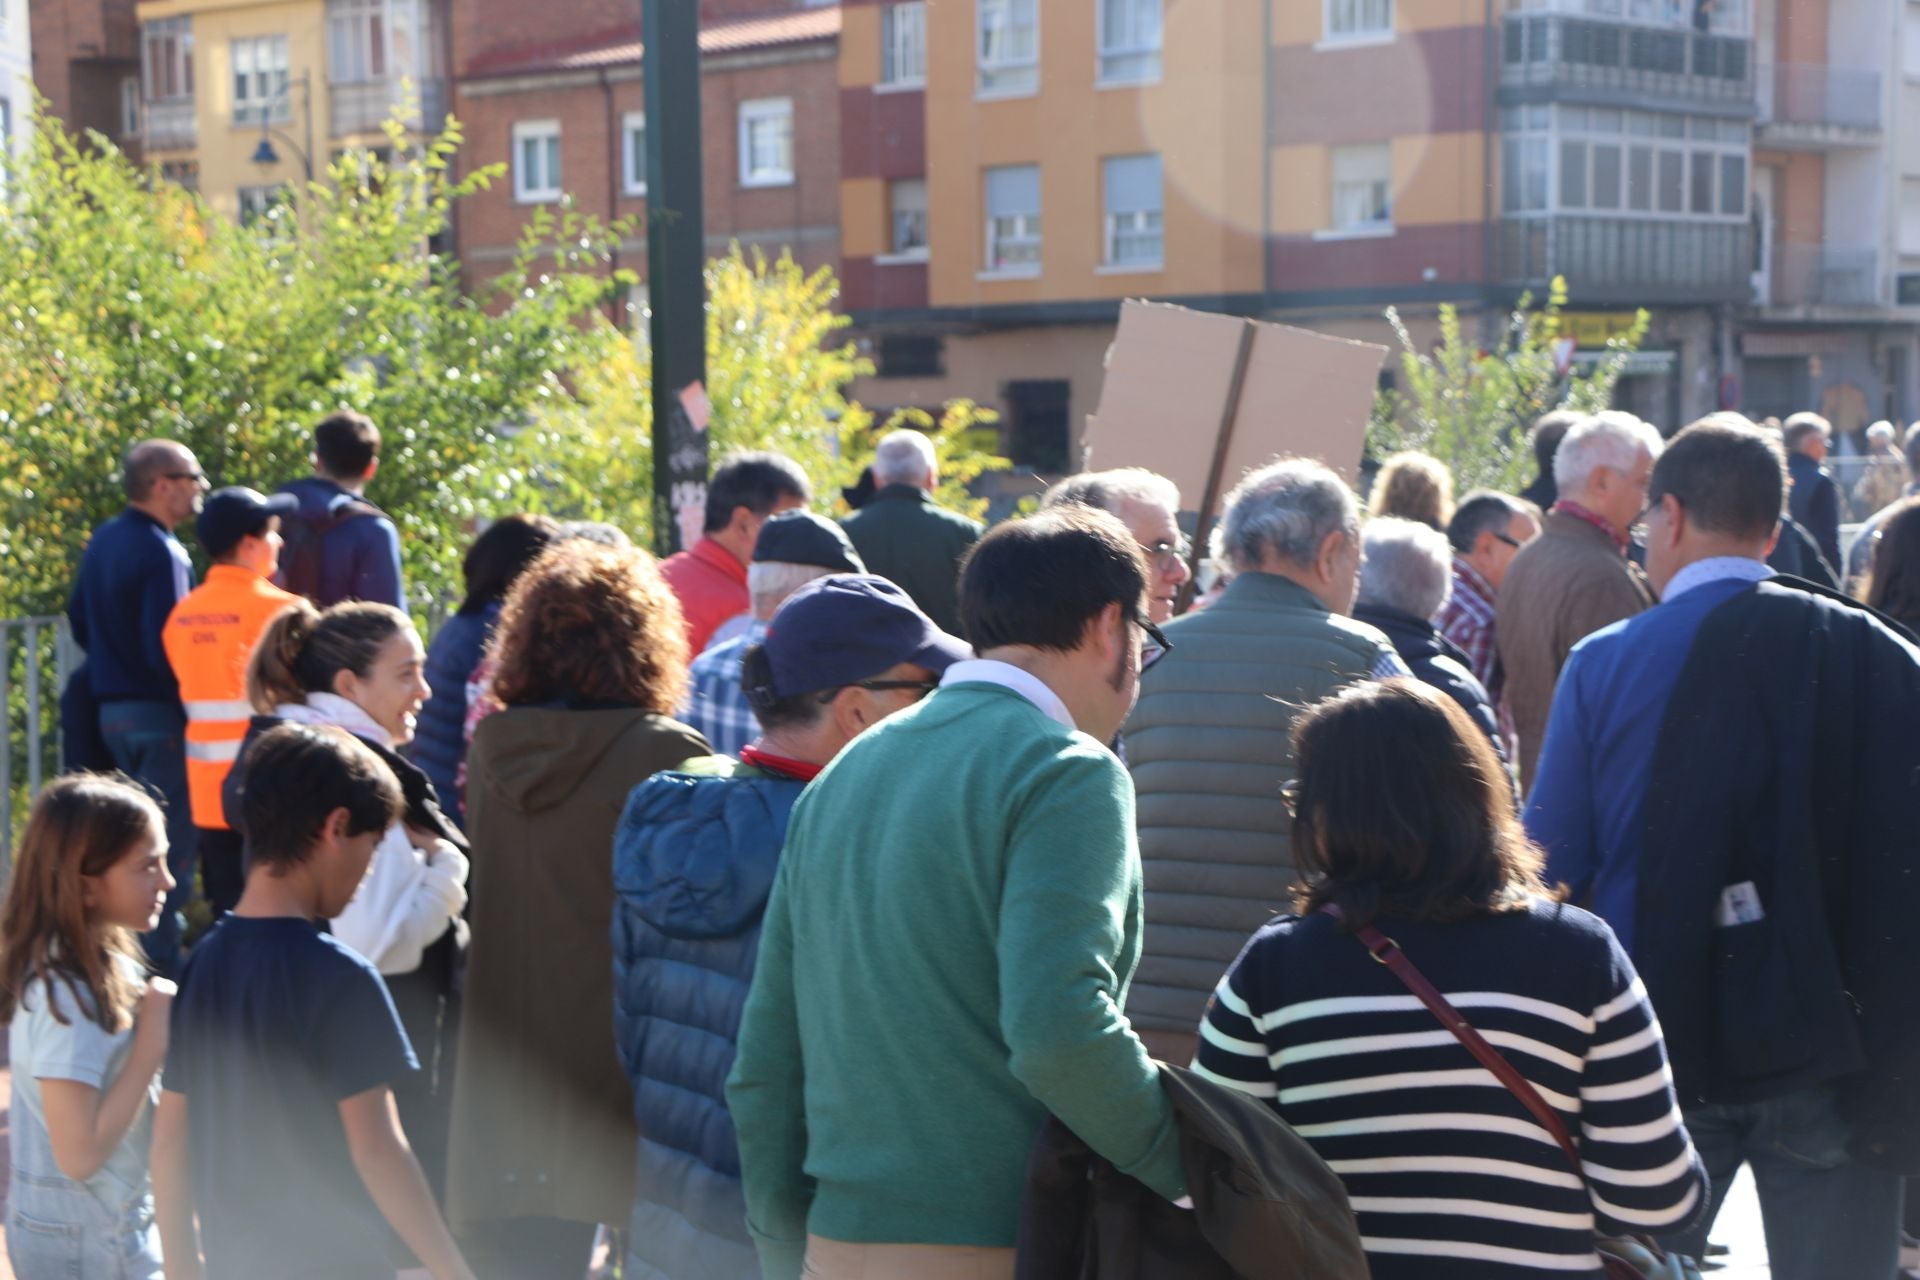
611,758,806,1280
407,606,494,830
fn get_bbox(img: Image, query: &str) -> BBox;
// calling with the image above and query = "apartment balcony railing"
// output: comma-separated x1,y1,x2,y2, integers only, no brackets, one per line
1502,14,1753,110
330,77,448,136
1756,63,1881,141
1768,245,1879,308
143,98,196,151
1498,215,1753,303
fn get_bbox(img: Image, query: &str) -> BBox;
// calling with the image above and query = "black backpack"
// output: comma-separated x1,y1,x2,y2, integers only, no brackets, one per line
277,492,385,602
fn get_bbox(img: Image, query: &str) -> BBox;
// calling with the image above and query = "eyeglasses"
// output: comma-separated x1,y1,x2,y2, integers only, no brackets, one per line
1142,538,1193,572
816,678,941,704
166,471,210,486
1134,615,1174,655
1280,778,1302,814
1490,532,1522,549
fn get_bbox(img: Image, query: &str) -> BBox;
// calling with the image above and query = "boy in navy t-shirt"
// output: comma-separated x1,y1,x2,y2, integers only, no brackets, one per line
152,722,474,1280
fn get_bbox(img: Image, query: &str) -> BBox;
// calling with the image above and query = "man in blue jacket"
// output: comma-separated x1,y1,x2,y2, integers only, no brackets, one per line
67,439,206,976
1527,416,1920,1280
610,575,967,1280
276,409,405,607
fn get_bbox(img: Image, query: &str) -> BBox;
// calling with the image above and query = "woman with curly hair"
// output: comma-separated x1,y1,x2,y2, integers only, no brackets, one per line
444,541,709,1278
1368,451,1456,532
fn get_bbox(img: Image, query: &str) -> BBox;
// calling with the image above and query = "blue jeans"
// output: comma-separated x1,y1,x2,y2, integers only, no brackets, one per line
98,700,196,979
1659,1087,1902,1279
6,1166,162,1279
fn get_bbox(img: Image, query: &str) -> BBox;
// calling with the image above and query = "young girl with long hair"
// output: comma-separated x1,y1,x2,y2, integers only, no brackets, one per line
0,774,177,1277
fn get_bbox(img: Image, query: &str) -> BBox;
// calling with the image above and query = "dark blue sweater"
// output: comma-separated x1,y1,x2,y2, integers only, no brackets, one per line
408,606,494,830
67,508,194,703
275,477,404,608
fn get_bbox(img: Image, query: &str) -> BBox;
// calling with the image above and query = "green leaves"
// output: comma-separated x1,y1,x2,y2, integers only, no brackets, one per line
1368,278,1650,494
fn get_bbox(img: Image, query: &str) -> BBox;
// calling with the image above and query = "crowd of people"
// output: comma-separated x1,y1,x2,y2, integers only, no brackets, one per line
6,399,1920,1280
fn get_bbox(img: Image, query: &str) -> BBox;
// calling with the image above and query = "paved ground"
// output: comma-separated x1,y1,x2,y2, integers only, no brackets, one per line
0,1059,1787,1279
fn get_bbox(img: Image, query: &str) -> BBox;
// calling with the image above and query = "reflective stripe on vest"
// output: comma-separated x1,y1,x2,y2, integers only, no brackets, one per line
185,699,255,722
185,739,244,764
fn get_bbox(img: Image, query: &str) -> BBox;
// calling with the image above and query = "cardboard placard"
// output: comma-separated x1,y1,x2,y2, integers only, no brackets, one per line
1084,300,1388,526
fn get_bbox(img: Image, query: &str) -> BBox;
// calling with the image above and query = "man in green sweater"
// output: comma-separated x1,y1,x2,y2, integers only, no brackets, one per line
727,505,1188,1280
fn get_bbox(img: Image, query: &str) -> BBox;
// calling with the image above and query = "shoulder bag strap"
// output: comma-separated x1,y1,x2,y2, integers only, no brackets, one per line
1318,904,1586,1176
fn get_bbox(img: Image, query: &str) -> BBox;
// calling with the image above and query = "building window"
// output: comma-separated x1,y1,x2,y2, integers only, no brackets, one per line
1503,105,1743,221
984,163,1042,274
327,0,439,86
1331,143,1393,232
1098,0,1162,85
738,97,794,187
232,36,290,126
237,184,288,227
1905,6,1920,80
512,120,561,203
1325,0,1392,44
119,78,142,137
1102,153,1163,267
880,3,927,89
142,17,195,102
1901,178,1920,256
978,0,1038,97
889,178,929,258
622,112,647,196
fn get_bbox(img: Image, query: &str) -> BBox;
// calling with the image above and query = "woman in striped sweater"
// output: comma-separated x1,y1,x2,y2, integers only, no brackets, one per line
1194,680,1705,1277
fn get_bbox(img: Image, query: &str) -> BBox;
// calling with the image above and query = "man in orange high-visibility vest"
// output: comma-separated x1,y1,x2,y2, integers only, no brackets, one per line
163,487,301,917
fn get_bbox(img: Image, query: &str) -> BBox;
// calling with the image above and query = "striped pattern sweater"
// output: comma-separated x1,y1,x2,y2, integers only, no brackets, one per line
1194,898,1703,1277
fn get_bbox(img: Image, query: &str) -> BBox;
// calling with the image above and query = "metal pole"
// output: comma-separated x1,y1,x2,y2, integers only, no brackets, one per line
643,0,709,557
1,622,12,869
24,620,42,801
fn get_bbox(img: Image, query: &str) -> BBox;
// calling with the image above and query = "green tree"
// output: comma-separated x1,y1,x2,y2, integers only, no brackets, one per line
1368,277,1649,493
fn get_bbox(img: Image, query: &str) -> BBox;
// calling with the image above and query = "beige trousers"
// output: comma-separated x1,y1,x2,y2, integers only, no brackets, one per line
801,1235,1017,1280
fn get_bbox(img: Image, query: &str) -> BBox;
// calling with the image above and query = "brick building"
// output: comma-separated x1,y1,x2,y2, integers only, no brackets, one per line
29,0,138,161
449,1,841,304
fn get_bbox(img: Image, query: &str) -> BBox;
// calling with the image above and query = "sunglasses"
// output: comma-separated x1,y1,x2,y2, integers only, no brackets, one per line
166,470,210,485
1280,778,1302,814
815,678,941,704
1136,616,1173,654
1490,532,1522,549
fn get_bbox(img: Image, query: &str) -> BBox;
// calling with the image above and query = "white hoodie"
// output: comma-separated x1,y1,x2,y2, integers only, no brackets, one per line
273,694,470,975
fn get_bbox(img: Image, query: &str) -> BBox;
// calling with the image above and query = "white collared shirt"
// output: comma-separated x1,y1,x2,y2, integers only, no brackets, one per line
939,659,1076,731
1661,556,1774,604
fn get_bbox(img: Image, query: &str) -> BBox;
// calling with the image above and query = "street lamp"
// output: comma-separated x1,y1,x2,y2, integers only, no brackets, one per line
251,72,315,183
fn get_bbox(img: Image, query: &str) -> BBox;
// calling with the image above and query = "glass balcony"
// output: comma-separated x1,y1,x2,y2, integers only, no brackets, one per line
1766,246,1879,308
1498,215,1753,303
143,99,197,151
330,77,448,136
1501,13,1753,112
1755,63,1881,145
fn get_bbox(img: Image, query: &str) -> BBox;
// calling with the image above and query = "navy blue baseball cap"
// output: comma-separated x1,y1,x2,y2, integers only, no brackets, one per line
746,574,971,708
198,486,299,557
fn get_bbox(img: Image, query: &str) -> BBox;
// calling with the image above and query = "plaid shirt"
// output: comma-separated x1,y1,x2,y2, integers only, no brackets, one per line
1435,557,1517,755
681,620,768,758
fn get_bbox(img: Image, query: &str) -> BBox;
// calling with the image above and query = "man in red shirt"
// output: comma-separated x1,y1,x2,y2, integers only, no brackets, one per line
661,452,812,653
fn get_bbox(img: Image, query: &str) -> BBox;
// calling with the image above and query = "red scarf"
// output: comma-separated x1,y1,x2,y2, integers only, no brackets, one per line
1551,500,1629,554
738,745,823,782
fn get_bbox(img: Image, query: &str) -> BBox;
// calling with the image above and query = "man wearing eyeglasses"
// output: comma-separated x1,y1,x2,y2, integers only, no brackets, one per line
66,438,210,978
1041,468,1192,623
612,573,968,1280
730,508,1187,1280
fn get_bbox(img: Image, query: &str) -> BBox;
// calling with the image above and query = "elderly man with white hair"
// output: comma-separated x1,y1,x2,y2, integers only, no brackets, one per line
1496,410,1661,791
840,428,983,634
1041,467,1191,623
1352,517,1504,757
1122,457,1408,1065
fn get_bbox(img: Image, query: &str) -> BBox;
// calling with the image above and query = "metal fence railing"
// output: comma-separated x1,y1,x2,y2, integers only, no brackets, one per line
2,617,77,868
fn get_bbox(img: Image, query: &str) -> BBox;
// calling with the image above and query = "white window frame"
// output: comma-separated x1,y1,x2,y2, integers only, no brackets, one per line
881,178,930,262
231,35,291,127
1323,143,1394,238
1097,0,1162,87
1900,177,1920,257
1101,154,1163,270
120,77,142,137
977,0,1039,99
1502,105,1748,223
737,97,794,188
879,3,927,91
621,111,647,196
512,119,562,204
1321,0,1393,49
327,0,440,86
142,16,195,103
1905,4,1920,82
982,164,1042,278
